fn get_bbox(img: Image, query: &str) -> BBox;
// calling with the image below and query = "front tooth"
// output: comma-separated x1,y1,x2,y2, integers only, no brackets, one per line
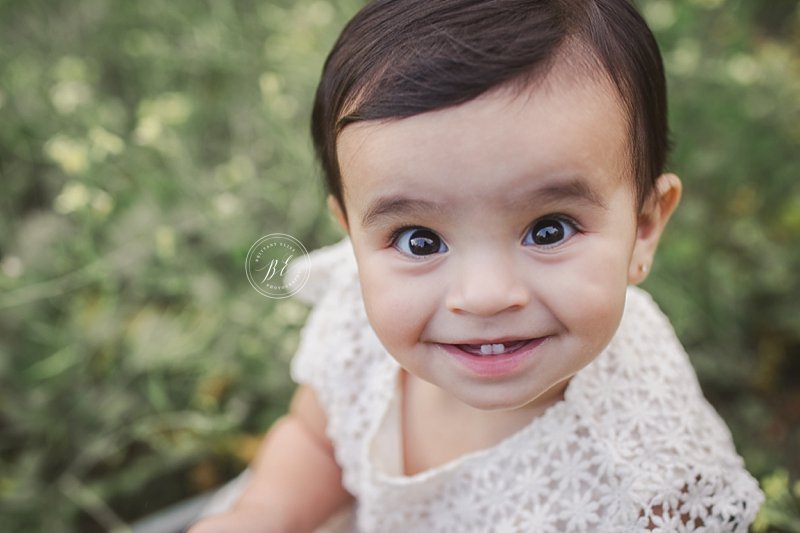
492,343,505,354
480,344,492,355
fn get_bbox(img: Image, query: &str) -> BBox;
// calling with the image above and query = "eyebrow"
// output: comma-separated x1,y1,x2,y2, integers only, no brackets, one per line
361,196,446,229
522,179,608,211
360,177,608,229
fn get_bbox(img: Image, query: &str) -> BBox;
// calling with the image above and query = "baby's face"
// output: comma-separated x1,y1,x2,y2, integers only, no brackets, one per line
336,68,646,412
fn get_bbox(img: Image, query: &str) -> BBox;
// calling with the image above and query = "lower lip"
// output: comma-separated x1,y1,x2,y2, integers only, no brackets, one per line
436,338,549,378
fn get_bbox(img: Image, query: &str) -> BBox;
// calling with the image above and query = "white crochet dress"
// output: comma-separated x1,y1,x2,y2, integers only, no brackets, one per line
290,239,763,532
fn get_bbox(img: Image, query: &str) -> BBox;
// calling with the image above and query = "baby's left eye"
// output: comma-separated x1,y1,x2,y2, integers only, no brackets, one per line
522,217,578,247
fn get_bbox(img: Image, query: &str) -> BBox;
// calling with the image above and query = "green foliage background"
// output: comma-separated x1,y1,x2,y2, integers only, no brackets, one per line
0,0,798,531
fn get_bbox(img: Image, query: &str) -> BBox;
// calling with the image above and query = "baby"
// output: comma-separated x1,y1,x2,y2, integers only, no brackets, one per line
192,0,763,531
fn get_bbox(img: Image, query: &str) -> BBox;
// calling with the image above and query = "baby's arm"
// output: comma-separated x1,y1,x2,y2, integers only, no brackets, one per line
189,385,353,533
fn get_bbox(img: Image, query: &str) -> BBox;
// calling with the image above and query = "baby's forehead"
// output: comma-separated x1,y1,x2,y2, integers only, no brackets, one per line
338,74,633,221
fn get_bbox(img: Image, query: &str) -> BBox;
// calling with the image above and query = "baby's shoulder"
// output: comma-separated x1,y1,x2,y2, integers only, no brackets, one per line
288,239,396,494
573,287,735,456
289,237,358,306
566,286,763,529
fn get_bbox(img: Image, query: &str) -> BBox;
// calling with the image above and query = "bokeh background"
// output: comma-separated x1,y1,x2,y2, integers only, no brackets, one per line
1,0,798,531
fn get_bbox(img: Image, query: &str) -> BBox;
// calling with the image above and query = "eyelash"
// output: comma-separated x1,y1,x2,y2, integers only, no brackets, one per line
387,225,416,247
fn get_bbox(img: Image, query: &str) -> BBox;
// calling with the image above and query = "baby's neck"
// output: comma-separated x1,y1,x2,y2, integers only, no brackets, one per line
400,370,567,476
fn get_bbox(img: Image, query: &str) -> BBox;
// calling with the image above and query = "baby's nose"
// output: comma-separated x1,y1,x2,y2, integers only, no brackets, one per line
445,251,530,316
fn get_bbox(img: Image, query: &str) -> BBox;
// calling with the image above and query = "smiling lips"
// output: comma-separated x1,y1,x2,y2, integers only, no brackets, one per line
437,337,547,378
458,340,531,356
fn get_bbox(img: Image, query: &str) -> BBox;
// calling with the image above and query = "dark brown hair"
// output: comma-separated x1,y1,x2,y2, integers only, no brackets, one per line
311,0,669,217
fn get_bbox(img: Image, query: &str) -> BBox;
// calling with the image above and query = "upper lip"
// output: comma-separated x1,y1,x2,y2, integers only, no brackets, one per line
438,336,537,345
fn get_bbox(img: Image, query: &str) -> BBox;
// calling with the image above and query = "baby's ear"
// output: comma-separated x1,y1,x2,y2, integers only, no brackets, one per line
327,194,350,234
628,173,682,284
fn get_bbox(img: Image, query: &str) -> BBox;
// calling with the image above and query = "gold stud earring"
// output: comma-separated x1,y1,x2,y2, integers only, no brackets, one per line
639,263,649,274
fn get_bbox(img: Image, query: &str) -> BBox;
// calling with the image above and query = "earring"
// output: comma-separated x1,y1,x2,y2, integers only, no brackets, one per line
639,263,649,274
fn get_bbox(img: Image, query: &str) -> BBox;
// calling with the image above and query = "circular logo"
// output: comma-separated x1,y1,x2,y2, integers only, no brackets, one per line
245,233,310,299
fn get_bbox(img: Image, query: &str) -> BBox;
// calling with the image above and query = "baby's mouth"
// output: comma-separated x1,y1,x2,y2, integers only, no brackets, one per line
456,340,531,356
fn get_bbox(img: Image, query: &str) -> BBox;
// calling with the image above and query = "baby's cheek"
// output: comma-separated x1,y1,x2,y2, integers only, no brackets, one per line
545,256,628,344
359,268,429,352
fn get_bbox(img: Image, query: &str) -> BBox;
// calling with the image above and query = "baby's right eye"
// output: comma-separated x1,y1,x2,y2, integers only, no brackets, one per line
392,227,449,257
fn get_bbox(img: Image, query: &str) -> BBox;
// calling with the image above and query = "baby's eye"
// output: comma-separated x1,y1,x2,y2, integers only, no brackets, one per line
522,217,578,247
393,227,448,256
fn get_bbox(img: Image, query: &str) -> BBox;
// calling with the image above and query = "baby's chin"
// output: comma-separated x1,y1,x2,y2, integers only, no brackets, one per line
453,380,570,414
403,367,569,415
